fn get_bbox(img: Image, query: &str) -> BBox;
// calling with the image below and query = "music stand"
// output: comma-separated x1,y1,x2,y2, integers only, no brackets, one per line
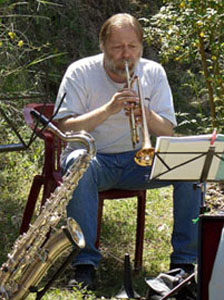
149,130,224,300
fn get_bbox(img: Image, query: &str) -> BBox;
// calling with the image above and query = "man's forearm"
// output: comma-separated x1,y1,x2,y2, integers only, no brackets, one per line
146,109,174,137
57,104,111,133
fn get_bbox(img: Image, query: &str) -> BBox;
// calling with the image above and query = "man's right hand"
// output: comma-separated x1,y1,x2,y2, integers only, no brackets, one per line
106,88,139,115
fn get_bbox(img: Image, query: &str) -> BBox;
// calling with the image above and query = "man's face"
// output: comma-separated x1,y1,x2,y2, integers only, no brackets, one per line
102,25,143,81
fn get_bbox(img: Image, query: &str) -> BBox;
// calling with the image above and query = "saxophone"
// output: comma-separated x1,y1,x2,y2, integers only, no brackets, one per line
0,111,96,300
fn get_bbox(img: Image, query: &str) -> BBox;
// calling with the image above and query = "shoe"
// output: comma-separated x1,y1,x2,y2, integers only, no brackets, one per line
145,268,195,300
169,264,197,299
175,280,197,300
68,264,96,290
170,263,195,274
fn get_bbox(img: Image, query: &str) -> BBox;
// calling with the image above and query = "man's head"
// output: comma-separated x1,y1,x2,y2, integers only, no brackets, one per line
99,13,143,47
99,13,143,82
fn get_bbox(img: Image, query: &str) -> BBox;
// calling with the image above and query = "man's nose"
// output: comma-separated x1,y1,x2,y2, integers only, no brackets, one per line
122,46,132,59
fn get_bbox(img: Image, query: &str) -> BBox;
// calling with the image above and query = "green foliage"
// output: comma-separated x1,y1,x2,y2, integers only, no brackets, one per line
0,0,160,99
0,0,151,101
143,0,224,133
0,132,43,265
0,1,52,94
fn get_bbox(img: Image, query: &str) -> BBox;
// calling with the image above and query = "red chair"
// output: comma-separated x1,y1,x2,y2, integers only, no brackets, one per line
21,103,147,272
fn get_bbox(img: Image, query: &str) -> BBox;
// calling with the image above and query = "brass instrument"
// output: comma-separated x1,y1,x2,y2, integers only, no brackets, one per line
0,111,96,300
125,61,154,166
125,61,139,148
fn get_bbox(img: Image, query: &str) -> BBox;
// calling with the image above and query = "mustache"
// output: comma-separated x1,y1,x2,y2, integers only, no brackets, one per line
104,55,140,77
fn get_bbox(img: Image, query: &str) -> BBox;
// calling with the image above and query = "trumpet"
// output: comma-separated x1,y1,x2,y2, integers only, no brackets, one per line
125,61,139,148
125,61,154,166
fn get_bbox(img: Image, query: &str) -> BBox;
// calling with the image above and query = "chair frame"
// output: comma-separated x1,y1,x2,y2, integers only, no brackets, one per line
21,103,146,272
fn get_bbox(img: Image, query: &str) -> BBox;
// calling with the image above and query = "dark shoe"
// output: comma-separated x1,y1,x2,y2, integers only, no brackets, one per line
68,264,96,290
170,263,195,274
169,264,197,300
146,267,197,300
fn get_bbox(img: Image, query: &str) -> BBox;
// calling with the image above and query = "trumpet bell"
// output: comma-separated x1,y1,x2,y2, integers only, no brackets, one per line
134,147,154,166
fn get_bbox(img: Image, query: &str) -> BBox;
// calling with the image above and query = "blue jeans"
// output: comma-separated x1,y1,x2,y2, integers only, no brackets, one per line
62,150,201,268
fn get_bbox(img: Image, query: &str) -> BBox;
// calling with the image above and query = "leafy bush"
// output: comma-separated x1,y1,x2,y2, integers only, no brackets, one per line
143,0,224,133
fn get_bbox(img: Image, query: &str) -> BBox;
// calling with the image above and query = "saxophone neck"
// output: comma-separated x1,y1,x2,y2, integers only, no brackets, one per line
30,109,96,157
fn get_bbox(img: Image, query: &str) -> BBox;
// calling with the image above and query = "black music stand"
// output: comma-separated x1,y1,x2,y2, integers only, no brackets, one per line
149,131,224,300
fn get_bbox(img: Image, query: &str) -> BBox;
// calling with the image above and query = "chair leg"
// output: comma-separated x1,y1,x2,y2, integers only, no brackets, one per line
96,191,146,272
95,198,104,249
134,191,146,273
41,179,58,207
19,175,44,235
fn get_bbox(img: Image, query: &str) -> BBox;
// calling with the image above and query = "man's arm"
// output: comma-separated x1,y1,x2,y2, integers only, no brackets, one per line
131,105,174,137
146,109,174,137
58,88,138,133
57,103,110,133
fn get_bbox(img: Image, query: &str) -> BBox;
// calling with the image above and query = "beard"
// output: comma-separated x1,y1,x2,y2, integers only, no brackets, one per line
104,52,142,78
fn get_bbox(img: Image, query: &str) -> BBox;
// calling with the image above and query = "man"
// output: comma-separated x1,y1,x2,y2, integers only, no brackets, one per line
54,13,201,289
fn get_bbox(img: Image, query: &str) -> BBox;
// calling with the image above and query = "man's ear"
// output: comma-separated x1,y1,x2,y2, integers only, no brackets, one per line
99,43,104,52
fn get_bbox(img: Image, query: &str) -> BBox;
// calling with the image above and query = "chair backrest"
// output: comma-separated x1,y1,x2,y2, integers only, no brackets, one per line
20,103,65,234
23,103,64,182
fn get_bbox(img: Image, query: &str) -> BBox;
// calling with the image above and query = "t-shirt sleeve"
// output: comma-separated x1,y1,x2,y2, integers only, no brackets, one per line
148,65,177,127
53,65,88,120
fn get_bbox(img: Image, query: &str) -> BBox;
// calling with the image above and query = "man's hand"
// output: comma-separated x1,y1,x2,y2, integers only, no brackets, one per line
106,88,139,115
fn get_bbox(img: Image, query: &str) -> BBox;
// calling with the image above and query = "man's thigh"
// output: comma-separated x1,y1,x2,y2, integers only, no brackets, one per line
114,152,174,190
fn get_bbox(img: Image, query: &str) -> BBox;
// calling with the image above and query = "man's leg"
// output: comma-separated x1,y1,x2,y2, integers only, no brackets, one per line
62,150,125,268
171,181,201,267
115,152,201,270
62,150,129,289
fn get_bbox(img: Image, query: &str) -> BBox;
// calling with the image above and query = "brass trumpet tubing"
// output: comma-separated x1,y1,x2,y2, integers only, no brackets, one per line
134,76,154,166
136,76,151,149
125,61,139,148
129,110,138,148
125,61,131,88
124,60,154,166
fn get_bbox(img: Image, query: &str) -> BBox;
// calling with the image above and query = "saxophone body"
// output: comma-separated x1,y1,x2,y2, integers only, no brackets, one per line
0,117,96,300
9,218,85,300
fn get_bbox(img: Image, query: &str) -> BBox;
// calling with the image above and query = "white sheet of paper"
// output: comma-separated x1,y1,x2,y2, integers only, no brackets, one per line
150,134,224,181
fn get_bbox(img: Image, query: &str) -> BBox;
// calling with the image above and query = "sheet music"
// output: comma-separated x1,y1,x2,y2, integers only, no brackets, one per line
150,134,224,181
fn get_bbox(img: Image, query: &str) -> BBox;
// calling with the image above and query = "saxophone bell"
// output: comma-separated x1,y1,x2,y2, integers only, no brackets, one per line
6,217,85,300
66,217,85,249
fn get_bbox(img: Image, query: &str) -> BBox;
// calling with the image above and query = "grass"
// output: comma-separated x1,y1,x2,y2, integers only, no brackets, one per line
0,130,174,299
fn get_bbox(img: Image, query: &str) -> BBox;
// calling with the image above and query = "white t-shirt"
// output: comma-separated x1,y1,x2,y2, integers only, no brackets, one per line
54,53,177,160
